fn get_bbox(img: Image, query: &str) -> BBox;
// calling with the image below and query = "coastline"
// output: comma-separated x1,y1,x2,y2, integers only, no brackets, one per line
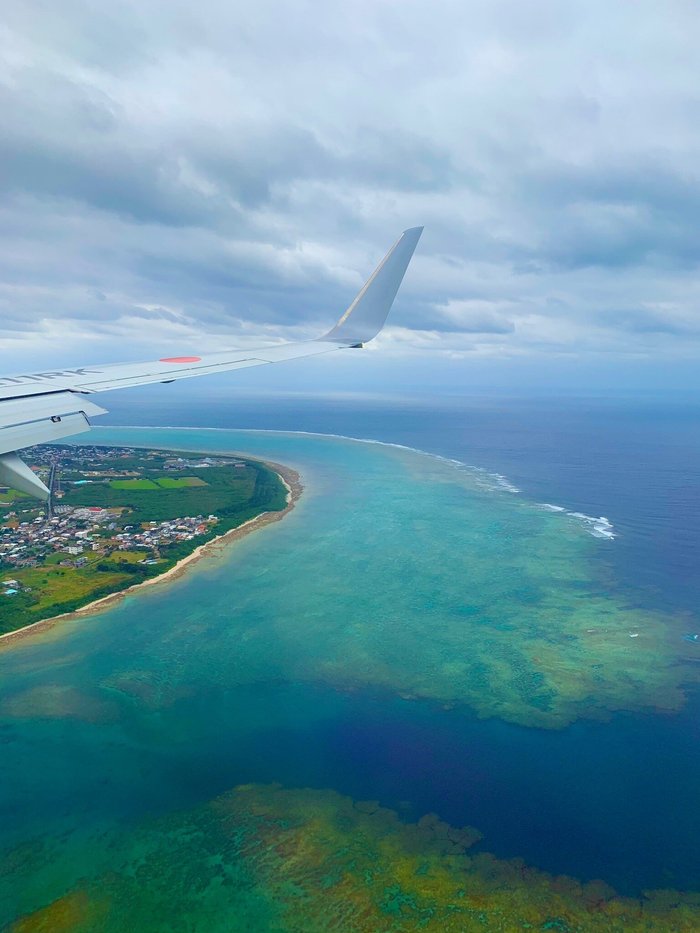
0,460,302,649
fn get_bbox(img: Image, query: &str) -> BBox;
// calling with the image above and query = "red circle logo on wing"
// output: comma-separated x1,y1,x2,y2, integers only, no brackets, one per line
159,356,202,363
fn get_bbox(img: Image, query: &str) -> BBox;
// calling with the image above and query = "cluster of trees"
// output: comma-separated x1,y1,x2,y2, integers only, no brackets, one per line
95,560,149,575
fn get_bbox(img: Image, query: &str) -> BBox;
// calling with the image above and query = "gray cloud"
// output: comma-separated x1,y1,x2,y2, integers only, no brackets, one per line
1,0,700,376
600,307,700,336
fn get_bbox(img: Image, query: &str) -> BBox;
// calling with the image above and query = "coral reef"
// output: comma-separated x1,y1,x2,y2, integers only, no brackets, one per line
10,784,700,932
0,684,117,723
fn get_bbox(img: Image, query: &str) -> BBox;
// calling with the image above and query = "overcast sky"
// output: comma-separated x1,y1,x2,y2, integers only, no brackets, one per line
2,0,700,393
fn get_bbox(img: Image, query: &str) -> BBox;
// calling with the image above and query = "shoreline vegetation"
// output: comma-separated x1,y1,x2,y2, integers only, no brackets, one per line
0,459,302,649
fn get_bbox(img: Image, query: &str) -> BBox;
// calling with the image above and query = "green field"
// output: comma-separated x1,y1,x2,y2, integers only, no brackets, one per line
110,478,159,490
108,476,207,490
154,476,207,488
0,449,288,635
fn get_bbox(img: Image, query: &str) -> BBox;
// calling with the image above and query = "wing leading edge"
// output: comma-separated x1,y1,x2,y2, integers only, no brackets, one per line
0,227,422,499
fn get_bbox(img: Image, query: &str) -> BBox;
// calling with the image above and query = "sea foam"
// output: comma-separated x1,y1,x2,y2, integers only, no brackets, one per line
567,512,616,540
539,504,616,539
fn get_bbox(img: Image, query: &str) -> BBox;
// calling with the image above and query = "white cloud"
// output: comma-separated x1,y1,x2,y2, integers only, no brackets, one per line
1,0,700,383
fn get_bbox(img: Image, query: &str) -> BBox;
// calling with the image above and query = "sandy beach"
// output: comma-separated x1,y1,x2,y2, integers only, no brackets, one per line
0,460,302,649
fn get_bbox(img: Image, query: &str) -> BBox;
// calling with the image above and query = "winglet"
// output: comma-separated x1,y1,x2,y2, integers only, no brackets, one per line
321,227,423,345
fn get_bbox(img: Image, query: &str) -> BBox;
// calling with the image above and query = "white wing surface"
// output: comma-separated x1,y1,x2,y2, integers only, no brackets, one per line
0,227,422,499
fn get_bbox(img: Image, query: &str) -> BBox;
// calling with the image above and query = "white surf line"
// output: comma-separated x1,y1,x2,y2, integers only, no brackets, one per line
93,425,521,495
540,504,616,539
92,426,616,539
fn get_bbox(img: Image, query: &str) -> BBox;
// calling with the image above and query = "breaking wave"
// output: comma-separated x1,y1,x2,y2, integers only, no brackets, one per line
567,512,616,540
540,504,616,539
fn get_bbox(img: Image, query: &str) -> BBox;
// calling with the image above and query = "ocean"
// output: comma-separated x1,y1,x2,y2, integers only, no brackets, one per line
1,394,699,929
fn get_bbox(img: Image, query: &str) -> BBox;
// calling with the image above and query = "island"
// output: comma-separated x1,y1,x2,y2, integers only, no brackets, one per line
0,444,300,641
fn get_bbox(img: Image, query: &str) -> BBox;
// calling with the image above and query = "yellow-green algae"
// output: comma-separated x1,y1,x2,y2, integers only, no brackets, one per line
11,784,700,932
10,892,105,933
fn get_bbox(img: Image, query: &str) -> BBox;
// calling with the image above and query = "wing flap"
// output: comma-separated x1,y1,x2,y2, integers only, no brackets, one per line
0,411,92,457
0,391,108,456
0,392,107,425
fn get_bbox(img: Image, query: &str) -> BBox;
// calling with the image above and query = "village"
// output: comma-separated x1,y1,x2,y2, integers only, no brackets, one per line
0,444,249,600
0,509,218,596
0,443,284,635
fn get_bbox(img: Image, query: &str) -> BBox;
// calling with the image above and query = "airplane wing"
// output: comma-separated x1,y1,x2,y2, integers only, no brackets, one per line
0,227,423,499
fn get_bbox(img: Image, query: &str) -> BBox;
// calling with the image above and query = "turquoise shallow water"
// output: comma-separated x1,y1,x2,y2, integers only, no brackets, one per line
2,427,700,925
